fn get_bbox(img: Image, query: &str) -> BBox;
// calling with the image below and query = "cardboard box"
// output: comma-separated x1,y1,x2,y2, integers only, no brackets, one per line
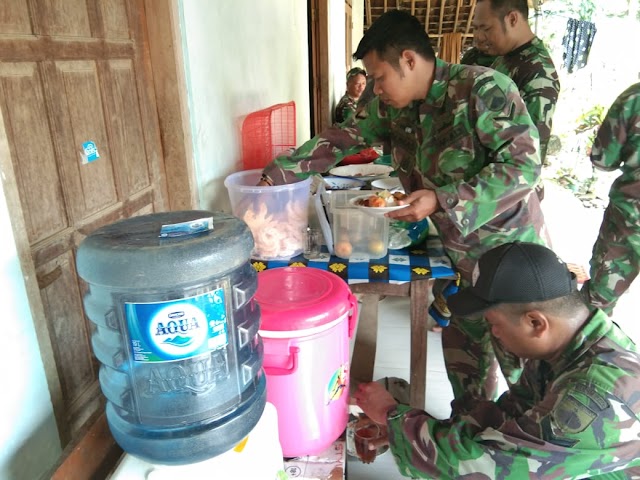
283,436,346,480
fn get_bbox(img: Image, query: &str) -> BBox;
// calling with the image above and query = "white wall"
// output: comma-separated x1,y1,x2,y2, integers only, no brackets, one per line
0,179,60,479
352,0,365,67
328,0,347,115
179,0,311,213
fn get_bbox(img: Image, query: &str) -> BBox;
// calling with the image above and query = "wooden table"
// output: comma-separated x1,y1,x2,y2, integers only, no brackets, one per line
252,237,456,410
348,279,435,409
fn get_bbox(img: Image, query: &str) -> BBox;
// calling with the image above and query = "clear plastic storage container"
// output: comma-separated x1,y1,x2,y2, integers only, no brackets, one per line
330,191,390,259
224,169,312,260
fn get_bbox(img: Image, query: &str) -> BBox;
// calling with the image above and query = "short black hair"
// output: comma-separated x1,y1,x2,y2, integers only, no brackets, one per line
347,67,366,81
479,0,529,20
496,291,587,322
353,10,435,69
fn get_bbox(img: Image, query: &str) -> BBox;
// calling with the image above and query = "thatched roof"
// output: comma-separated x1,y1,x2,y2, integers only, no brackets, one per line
364,0,478,51
363,0,540,52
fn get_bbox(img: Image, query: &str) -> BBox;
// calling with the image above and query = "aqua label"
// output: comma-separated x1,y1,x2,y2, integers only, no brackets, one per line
125,288,228,362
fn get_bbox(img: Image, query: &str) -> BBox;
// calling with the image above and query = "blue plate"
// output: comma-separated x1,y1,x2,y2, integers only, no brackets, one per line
323,176,366,190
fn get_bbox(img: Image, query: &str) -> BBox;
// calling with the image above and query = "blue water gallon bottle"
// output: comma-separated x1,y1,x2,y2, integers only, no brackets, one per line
76,211,266,465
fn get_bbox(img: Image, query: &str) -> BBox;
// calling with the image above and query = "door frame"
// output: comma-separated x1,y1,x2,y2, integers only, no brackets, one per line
0,0,196,444
309,0,331,136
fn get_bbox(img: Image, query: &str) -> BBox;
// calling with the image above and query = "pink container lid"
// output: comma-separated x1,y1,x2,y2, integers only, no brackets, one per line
256,267,354,332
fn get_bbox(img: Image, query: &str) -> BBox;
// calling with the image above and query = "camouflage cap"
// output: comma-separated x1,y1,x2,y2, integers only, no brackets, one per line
347,67,366,80
448,242,578,316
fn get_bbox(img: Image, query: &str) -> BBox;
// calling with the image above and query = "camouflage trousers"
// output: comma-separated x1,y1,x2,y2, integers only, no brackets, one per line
442,303,524,415
582,203,640,316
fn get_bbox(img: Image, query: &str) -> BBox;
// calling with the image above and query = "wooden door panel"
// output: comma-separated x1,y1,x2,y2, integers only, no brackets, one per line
0,0,169,446
0,0,32,34
56,60,118,218
0,62,68,244
38,0,92,37
38,251,97,409
99,0,130,39
105,59,150,196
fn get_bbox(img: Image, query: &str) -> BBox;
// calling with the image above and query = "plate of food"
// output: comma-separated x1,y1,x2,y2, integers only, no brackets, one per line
329,164,394,180
349,190,409,217
338,147,380,166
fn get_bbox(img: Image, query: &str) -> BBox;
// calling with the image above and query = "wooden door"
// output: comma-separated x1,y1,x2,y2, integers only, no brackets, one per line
0,0,168,444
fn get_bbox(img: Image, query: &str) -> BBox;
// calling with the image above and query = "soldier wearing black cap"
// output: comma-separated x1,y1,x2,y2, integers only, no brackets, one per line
354,242,640,479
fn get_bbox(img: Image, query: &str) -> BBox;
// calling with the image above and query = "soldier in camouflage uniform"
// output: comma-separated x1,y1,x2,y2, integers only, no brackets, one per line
334,67,367,124
260,10,549,414
582,82,640,316
460,46,496,67
466,0,560,165
355,242,640,479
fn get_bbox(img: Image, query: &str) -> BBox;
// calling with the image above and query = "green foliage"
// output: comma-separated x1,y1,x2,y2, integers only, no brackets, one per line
555,0,597,21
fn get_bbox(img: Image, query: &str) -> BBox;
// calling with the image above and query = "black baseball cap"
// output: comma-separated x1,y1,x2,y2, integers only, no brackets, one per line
347,67,366,80
447,242,578,317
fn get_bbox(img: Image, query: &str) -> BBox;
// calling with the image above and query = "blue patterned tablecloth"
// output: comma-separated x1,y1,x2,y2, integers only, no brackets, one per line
252,235,456,284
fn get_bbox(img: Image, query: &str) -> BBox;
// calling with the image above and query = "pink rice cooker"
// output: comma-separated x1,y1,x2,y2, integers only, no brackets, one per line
256,267,357,457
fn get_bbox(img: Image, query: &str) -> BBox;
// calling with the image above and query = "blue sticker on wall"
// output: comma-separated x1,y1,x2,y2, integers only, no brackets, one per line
82,141,100,164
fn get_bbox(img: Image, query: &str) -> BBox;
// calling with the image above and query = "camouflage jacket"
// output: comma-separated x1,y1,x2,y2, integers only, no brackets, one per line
334,93,357,124
590,82,640,217
468,37,560,162
460,47,497,68
263,59,547,279
387,309,640,479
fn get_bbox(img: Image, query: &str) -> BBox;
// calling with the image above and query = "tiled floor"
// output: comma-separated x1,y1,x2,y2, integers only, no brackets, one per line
346,182,640,479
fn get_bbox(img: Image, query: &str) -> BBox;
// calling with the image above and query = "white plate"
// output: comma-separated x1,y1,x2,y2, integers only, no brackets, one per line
329,164,394,180
371,177,402,191
349,194,409,217
323,176,366,190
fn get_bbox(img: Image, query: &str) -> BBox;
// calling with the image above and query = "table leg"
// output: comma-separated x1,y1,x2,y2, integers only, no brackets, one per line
409,278,434,410
350,293,379,385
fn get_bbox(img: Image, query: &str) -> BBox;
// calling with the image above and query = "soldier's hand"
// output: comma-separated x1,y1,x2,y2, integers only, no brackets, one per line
354,382,398,425
386,189,440,222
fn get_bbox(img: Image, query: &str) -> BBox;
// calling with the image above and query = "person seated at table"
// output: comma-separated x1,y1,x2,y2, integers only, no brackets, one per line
259,10,549,418
354,242,640,479
334,67,367,124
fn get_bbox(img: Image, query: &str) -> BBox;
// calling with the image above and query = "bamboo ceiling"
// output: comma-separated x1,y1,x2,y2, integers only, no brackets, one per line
364,0,479,51
363,0,542,52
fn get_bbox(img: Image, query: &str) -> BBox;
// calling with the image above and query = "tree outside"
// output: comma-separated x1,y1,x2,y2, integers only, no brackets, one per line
534,0,640,207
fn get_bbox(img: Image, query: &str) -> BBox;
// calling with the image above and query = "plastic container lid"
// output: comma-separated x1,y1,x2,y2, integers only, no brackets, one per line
77,210,253,289
256,268,353,333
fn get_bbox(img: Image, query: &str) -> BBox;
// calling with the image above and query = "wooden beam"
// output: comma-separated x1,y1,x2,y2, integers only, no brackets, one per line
396,0,400,10
465,0,477,37
366,0,372,27
49,412,123,480
411,0,416,16
454,0,462,30
430,32,474,38
384,0,388,13
437,0,445,50
425,0,431,32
